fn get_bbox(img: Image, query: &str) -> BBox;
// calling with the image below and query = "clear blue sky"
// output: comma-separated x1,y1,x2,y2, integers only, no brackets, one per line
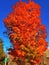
0,0,49,53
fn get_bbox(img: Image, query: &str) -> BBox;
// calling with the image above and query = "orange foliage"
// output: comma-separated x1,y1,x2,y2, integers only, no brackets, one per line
4,0,48,65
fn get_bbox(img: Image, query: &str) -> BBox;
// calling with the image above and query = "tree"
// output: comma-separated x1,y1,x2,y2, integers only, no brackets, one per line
0,39,5,65
4,0,48,65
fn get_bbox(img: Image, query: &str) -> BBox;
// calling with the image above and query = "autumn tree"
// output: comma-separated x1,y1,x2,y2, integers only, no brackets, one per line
4,0,48,65
0,39,5,65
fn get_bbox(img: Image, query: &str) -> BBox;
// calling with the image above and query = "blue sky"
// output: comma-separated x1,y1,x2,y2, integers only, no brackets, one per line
0,0,49,53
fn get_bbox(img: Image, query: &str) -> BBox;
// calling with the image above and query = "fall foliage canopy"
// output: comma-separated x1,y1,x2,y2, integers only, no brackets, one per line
4,0,48,65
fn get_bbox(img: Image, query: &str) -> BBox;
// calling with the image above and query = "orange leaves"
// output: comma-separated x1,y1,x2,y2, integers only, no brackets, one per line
40,25,46,32
4,0,48,65
9,33,17,39
12,27,20,33
36,45,45,55
16,50,22,56
30,60,37,64
27,1,40,10
4,18,10,27
30,40,36,46
32,23,37,29
21,51,26,56
16,50,26,57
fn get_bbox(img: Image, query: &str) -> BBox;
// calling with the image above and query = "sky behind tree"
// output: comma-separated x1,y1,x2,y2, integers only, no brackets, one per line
0,0,49,53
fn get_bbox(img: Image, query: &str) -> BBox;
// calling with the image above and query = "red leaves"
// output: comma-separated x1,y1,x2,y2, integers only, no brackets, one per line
4,0,48,65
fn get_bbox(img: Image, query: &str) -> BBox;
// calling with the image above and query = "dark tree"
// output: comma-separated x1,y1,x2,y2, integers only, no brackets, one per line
0,38,5,65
